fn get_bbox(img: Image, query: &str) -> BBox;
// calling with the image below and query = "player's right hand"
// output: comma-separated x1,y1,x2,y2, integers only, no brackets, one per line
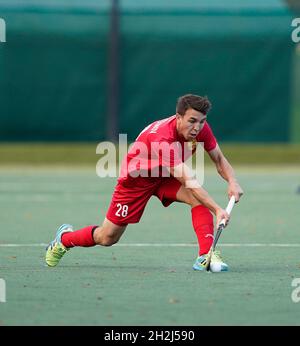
216,208,230,229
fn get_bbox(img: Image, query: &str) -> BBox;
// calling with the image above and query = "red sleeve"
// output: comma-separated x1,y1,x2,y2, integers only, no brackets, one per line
199,122,217,152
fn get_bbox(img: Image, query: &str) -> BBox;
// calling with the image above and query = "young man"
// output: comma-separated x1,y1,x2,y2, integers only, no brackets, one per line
45,94,243,271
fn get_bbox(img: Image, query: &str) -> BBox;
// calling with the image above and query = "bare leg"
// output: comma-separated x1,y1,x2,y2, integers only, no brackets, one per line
93,218,127,246
175,185,202,208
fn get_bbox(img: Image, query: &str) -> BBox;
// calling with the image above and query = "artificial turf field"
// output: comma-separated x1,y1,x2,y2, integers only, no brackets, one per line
0,165,300,326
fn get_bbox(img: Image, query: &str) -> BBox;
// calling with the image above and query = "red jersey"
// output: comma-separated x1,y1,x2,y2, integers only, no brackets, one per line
107,115,217,225
118,115,217,184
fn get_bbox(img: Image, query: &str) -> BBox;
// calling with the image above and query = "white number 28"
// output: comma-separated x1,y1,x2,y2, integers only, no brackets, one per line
115,203,129,217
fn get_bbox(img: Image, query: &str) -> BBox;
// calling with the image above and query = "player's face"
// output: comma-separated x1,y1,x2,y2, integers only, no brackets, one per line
176,108,207,141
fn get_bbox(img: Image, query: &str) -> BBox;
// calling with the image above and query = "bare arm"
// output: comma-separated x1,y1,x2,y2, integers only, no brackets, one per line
169,162,230,227
208,144,244,202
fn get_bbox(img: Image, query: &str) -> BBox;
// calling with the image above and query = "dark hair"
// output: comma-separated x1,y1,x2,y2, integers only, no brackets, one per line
176,94,211,116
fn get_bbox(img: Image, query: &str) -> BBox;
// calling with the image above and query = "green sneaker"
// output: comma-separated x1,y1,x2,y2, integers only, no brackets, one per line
192,250,228,272
45,224,73,267
210,250,228,272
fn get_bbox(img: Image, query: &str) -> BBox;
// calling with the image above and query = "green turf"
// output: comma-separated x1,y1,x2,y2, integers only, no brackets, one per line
0,165,300,325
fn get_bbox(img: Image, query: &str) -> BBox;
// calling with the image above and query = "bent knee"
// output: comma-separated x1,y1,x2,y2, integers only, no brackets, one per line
185,192,200,208
97,236,119,247
93,222,126,246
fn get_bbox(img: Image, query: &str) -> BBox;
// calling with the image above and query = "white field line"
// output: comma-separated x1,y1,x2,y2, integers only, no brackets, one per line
1,243,300,248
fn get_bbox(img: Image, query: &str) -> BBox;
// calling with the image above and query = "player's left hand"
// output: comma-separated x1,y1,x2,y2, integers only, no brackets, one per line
228,180,244,203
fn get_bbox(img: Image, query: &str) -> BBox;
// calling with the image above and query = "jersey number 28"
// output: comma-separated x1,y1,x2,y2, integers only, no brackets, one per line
115,203,129,217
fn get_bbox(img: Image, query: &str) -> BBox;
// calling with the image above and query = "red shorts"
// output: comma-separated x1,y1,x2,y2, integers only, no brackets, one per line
106,176,182,226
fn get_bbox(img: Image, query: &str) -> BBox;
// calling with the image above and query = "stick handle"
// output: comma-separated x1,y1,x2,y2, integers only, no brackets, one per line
218,195,236,229
207,196,236,270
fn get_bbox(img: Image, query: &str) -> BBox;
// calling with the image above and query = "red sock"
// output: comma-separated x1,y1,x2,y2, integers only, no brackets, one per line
191,205,214,256
61,225,97,248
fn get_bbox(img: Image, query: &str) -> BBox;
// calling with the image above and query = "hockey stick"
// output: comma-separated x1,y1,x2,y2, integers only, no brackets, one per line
205,195,236,271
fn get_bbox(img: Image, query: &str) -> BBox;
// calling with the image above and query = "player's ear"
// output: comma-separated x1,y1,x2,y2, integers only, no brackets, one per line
175,112,182,120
